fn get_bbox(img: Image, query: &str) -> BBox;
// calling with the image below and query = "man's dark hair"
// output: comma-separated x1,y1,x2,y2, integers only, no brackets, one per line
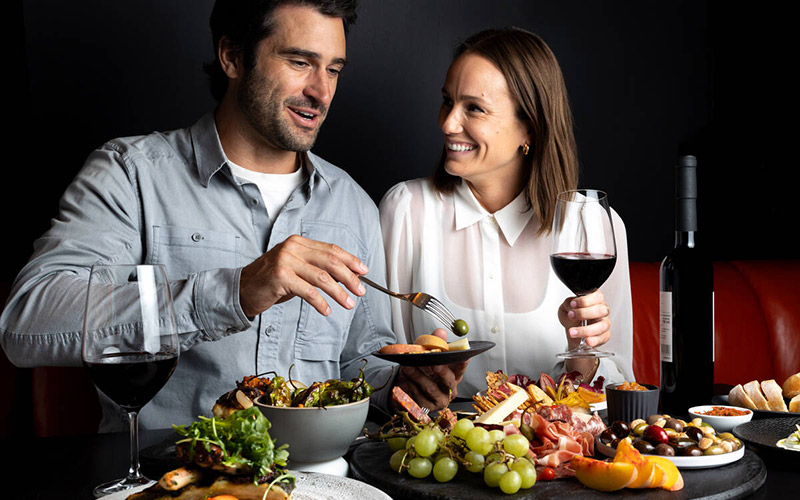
204,0,359,102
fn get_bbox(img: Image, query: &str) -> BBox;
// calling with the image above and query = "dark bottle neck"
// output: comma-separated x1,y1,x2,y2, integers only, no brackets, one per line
675,231,696,248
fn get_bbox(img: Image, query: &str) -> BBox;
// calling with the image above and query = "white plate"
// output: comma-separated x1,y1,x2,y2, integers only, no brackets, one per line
99,471,391,499
596,441,745,469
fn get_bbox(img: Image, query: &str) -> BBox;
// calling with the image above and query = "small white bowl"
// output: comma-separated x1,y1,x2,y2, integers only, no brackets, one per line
688,404,753,432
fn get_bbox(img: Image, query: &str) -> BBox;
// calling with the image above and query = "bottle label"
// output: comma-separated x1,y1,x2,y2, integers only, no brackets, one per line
659,291,672,362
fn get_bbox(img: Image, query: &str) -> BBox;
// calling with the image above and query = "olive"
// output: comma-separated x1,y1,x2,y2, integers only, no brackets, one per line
643,425,669,445
718,432,736,441
665,418,684,433
683,445,704,457
598,428,618,446
664,428,680,440
452,319,469,337
633,422,649,436
633,439,656,454
704,445,725,456
670,437,696,451
655,443,675,456
611,420,631,439
646,414,664,425
684,426,704,442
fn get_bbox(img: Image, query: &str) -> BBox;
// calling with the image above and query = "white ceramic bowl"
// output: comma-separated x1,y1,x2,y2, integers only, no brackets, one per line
254,396,369,463
688,404,753,432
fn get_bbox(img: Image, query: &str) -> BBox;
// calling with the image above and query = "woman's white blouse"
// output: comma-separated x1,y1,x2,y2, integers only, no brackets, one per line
379,178,635,396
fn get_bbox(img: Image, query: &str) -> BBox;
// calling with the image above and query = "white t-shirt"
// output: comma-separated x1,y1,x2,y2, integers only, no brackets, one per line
378,177,635,396
227,161,307,222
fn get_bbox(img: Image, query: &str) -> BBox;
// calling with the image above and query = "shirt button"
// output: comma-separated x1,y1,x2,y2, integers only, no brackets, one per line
265,326,274,336
191,232,203,242
488,273,495,280
251,198,260,206
491,325,499,333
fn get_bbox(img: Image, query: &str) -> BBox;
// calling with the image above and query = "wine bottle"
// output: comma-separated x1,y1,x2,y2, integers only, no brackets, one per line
659,155,714,415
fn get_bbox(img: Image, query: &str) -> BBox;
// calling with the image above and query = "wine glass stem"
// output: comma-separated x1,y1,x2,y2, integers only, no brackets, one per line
577,320,590,350
127,410,144,481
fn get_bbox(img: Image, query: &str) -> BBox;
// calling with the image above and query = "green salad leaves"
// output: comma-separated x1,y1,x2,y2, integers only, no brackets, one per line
173,406,293,485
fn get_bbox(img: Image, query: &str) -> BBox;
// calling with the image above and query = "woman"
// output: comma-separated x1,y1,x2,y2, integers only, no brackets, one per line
379,27,634,398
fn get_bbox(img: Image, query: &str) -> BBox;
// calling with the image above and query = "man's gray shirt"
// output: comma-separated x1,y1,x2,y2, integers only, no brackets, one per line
0,112,396,431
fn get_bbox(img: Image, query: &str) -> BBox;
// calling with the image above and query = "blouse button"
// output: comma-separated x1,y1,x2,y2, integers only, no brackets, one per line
251,198,260,206
191,232,203,242
488,272,495,280
491,325,499,333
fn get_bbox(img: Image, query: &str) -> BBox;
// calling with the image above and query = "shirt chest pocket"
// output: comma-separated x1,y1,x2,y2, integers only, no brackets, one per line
295,220,366,362
152,225,241,278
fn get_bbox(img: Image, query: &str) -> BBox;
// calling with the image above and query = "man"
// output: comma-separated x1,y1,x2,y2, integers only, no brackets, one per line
0,0,463,431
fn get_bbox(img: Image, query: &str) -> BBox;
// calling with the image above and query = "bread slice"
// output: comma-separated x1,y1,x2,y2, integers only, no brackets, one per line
743,380,771,410
729,384,757,410
761,379,788,412
789,394,800,413
782,373,800,399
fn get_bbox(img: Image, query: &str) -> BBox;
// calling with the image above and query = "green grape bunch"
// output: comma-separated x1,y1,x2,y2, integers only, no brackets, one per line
371,411,538,494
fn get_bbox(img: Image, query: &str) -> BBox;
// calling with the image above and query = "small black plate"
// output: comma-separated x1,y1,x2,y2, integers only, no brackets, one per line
372,341,495,367
733,417,800,457
712,394,798,418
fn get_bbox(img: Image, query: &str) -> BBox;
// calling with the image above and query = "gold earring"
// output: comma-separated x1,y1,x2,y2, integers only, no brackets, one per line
522,143,530,156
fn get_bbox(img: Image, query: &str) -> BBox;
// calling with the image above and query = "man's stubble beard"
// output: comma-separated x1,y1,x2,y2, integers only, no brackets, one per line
238,67,327,153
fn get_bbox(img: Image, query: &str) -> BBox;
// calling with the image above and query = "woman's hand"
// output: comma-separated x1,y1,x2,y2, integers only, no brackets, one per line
558,290,611,380
558,289,611,349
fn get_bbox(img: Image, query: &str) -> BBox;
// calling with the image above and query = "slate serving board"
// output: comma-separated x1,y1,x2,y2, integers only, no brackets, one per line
349,441,766,500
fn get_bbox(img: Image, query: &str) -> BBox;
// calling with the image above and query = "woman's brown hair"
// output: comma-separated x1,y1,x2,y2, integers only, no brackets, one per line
433,27,578,234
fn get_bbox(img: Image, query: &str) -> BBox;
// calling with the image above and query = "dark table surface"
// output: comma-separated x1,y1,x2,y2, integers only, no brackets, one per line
4,403,797,499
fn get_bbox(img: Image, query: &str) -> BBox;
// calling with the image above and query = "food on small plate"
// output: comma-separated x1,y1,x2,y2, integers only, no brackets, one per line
776,424,800,452
447,337,470,351
695,406,750,417
598,413,743,458
378,332,456,355
127,407,293,500
729,374,798,413
791,394,800,413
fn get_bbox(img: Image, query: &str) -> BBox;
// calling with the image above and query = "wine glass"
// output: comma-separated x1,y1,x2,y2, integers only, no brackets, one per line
550,189,617,358
82,264,179,497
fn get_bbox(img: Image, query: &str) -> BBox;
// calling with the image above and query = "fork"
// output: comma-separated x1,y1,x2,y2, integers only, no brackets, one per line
359,276,457,331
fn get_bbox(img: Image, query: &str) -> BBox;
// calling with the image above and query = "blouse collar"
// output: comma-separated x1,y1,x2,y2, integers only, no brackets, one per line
453,180,534,247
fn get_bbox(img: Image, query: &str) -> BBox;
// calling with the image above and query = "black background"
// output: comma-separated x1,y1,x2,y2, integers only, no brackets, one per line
7,0,797,285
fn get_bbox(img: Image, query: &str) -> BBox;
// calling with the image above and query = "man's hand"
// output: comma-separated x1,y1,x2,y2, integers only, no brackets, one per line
239,235,368,317
393,328,468,411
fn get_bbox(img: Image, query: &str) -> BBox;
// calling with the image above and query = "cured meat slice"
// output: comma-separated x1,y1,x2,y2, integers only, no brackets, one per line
391,386,431,424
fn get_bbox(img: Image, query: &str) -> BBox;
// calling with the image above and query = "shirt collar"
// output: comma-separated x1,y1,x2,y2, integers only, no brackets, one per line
190,111,331,194
453,180,534,247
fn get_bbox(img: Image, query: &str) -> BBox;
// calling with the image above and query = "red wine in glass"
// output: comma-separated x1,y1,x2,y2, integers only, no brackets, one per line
84,352,177,412
550,190,617,358
550,252,617,295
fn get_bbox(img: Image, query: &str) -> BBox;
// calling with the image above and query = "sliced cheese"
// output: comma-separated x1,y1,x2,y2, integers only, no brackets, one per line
447,338,470,351
475,383,529,425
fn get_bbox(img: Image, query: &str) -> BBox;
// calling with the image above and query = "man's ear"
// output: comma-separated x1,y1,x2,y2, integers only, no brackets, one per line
218,36,242,79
